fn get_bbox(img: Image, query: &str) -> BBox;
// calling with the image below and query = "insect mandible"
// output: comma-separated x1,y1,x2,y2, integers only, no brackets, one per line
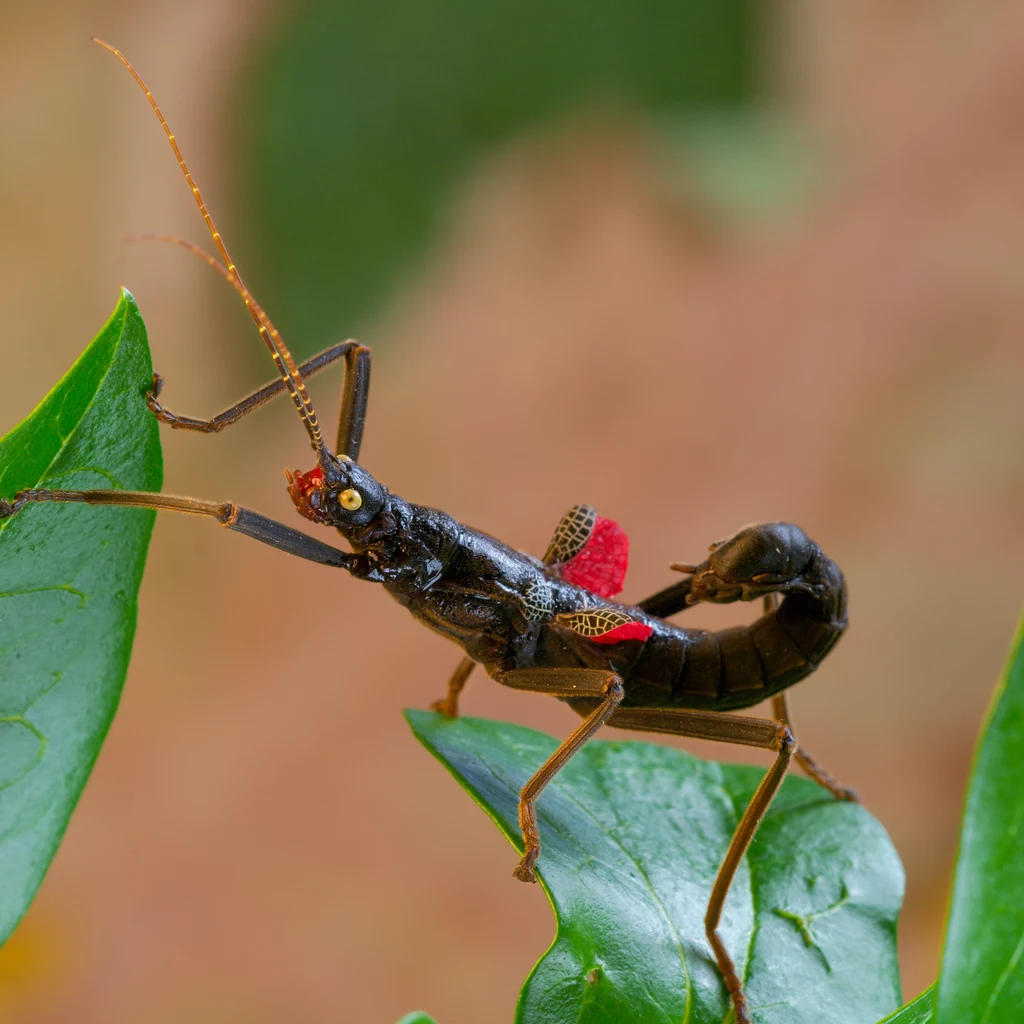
0,40,859,1024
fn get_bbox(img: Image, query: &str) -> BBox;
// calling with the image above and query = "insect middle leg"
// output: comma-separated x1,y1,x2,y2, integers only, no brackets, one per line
496,668,624,882
605,705,795,1024
429,656,475,718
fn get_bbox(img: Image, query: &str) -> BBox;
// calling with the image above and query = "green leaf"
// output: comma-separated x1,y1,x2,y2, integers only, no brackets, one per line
406,710,904,1024
877,986,934,1024
394,1014,439,1024
935,609,1024,1022
238,0,757,354
0,290,162,942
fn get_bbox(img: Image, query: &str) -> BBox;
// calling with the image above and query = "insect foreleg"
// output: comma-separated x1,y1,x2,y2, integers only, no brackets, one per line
336,344,371,461
496,668,624,882
0,489,354,569
604,705,795,1024
148,341,357,433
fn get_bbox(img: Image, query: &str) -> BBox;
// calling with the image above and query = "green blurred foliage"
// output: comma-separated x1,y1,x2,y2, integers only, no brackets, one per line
238,0,757,355
936,612,1024,1022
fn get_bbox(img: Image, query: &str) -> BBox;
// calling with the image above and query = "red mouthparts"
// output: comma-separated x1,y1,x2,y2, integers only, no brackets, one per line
286,466,326,523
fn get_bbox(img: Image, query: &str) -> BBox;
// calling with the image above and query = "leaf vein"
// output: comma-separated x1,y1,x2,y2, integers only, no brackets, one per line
0,584,87,607
978,925,1024,1024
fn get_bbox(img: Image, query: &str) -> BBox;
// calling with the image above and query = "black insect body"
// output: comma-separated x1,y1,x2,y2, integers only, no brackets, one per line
0,42,858,1024
296,464,846,722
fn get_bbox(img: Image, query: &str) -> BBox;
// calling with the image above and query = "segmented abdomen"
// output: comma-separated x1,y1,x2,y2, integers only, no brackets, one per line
670,591,846,710
623,542,847,712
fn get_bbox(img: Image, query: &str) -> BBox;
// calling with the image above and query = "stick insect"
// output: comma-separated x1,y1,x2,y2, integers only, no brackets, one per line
0,41,859,1024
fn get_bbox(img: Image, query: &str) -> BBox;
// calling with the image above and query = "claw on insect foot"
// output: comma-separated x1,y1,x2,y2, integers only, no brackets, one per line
0,496,25,519
513,861,538,883
428,697,458,719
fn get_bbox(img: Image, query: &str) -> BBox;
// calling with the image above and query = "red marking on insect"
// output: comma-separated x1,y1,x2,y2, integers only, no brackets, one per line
285,466,326,523
556,608,653,644
560,516,629,598
589,621,653,645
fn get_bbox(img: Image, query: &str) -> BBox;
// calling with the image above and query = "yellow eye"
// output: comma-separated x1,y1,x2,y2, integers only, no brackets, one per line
339,488,362,511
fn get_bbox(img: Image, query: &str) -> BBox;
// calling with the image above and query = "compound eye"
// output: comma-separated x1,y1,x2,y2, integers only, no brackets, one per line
339,488,362,511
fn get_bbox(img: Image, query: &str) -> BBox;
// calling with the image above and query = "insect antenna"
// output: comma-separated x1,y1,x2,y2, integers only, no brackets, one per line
125,234,276,323
93,38,327,457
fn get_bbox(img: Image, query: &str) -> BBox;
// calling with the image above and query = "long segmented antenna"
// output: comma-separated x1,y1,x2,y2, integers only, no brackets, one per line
93,38,326,456
126,234,275,321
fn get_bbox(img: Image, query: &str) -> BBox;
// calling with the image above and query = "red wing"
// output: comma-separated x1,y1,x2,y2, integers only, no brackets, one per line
544,505,630,599
555,609,653,645
561,516,629,598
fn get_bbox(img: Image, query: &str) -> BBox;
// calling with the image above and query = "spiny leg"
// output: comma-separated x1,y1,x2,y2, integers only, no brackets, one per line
0,489,353,569
497,668,624,882
148,342,356,433
771,692,858,803
429,656,475,719
606,705,795,1024
756,593,857,803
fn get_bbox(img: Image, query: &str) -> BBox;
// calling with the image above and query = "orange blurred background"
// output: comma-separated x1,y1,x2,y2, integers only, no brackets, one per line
2,2,1024,1021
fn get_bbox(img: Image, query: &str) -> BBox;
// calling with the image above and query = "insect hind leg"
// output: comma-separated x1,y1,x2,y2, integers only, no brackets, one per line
604,704,795,1024
771,691,858,802
762,591,857,803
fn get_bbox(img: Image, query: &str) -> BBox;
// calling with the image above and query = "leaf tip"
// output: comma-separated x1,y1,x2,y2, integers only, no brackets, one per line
403,707,449,743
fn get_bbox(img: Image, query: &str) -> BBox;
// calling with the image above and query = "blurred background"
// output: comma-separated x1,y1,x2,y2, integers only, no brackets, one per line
2,1,1023,1020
